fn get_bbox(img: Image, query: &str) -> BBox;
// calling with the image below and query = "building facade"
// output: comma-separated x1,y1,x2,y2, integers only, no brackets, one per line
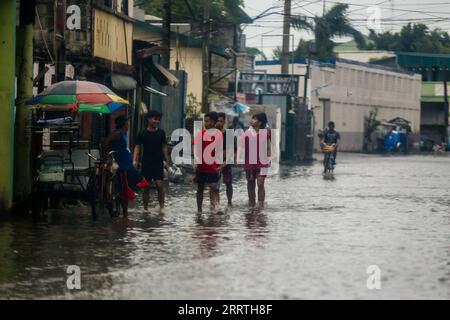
255,58,422,152
0,0,16,211
397,52,450,148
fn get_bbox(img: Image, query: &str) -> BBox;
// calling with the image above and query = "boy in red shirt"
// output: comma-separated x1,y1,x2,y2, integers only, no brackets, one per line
193,112,224,213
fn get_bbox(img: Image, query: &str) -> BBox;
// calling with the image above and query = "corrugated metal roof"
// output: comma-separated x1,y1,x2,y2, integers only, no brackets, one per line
397,52,450,68
133,20,231,59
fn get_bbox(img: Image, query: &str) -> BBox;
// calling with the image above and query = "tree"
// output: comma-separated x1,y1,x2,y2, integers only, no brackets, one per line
272,40,315,61
246,47,267,61
363,108,381,153
290,4,364,57
272,46,281,60
365,23,450,54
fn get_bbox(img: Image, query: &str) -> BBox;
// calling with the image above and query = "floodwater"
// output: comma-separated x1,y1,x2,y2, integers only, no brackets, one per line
0,153,449,299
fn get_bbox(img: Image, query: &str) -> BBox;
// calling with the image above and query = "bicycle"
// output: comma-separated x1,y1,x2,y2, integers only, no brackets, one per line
321,144,336,176
86,151,123,217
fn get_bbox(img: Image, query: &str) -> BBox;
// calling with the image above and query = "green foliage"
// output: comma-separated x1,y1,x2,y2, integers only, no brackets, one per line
246,47,267,60
290,4,364,58
368,56,393,63
136,0,245,24
272,46,281,60
363,108,381,153
363,23,450,54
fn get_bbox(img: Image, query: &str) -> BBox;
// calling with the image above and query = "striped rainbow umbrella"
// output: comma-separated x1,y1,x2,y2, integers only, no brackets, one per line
27,80,129,114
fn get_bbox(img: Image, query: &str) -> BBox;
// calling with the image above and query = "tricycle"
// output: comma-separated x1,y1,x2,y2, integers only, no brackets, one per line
27,80,129,218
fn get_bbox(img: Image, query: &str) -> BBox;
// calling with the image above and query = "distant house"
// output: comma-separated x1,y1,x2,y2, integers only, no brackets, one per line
133,19,230,105
209,7,254,95
33,0,136,143
255,58,422,152
397,52,450,147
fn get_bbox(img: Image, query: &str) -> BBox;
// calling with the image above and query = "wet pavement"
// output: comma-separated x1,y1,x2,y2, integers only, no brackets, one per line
0,153,449,299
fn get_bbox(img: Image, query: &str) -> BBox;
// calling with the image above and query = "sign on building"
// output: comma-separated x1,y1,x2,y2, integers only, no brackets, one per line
93,8,133,65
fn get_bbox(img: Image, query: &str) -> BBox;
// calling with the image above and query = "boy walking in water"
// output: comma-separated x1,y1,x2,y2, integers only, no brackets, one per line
194,112,223,213
133,111,169,213
243,113,271,209
215,112,234,206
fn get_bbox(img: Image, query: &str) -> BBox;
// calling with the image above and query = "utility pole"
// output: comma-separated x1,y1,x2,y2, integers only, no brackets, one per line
162,0,172,68
14,0,36,212
323,0,326,15
202,0,211,113
281,0,291,74
54,0,66,82
444,69,449,145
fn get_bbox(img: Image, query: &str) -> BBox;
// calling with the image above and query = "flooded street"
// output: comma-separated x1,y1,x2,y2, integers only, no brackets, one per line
0,153,449,299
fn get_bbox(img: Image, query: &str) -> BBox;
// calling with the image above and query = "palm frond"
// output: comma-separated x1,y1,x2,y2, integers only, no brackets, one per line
336,24,366,48
324,3,349,21
290,15,314,31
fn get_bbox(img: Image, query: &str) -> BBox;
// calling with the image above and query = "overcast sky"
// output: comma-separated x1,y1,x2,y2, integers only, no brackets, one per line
242,0,450,59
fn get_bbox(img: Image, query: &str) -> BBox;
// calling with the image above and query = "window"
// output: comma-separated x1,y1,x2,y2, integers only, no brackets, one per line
122,0,129,16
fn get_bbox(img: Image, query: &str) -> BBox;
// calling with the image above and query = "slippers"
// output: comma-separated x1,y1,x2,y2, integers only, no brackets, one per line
136,178,149,189
122,188,137,202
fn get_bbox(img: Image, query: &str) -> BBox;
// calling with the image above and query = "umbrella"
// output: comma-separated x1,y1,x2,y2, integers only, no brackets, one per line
232,102,250,114
26,80,129,114
225,102,250,117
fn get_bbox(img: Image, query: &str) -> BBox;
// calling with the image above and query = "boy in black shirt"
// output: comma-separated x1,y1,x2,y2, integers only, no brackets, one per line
133,111,169,213
215,112,234,206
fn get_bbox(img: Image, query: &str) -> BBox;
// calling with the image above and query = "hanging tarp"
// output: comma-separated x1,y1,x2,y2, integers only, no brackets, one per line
111,74,137,91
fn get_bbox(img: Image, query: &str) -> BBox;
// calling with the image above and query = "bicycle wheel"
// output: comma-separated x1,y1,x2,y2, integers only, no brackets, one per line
86,171,100,219
107,173,122,217
323,153,334,174
323,153,329,173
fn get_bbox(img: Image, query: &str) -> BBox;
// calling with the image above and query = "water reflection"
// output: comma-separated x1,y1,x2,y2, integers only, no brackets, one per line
244,209,268,241
193,213,230,258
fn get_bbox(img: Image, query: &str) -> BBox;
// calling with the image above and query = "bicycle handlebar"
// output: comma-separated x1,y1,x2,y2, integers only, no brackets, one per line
86,152,98,161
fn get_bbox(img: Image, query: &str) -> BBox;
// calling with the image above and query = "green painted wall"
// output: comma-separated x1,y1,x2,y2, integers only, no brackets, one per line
0,0,16,209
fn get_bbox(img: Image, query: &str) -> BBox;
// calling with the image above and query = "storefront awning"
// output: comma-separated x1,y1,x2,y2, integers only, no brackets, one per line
147,61,180,88
111,74,137,91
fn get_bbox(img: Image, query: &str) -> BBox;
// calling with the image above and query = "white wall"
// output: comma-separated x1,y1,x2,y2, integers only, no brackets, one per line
311,61,422,151
336,51,395,63
256,60,422,152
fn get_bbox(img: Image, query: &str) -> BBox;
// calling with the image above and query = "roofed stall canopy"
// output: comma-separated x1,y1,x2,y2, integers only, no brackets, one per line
397,52,450,82
397,52,450,102
397,52,450,69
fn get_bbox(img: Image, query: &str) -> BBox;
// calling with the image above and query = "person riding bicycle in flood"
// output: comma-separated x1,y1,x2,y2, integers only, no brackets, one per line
320,121,341,170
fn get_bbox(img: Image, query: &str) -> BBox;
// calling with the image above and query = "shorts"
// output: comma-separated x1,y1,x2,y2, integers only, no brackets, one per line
142,164,164,181
120,168,144,192
214,166,233,192
222,165,233,184
196,171,220,184
245,168,267,181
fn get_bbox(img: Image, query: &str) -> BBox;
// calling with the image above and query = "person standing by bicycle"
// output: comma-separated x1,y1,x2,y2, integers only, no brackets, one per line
133,111,169,214
104,115,146,216
320,121,341,168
